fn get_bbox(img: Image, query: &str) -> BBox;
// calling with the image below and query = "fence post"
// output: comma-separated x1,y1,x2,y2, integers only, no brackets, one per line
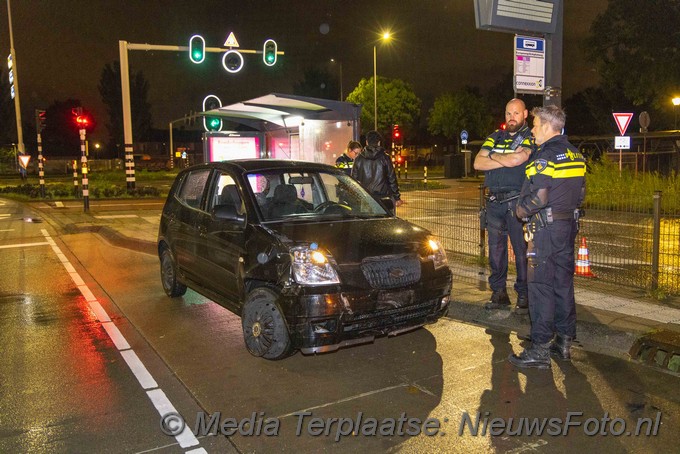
651,190,661,291
479,184,486,261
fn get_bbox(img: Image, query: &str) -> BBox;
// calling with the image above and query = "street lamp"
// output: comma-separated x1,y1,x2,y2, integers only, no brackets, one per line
330,58,343,101
672,97,680,130
373,31,391,130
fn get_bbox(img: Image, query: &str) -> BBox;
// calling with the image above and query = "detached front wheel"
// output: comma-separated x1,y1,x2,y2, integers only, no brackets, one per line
242,288,293,360
160,248,187,297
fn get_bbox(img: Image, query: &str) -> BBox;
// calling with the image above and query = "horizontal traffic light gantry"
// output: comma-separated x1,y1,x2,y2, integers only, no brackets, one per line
186,34,280,73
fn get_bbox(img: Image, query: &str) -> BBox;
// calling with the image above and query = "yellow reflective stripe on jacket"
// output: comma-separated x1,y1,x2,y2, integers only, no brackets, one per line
526,161,585,179
553,161,586,179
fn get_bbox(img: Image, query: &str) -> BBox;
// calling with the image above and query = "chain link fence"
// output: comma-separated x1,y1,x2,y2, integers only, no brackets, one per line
399,180,680,297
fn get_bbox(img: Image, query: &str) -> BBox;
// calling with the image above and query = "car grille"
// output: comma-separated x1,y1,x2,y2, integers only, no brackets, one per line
360,254,421,289
342,299,438,333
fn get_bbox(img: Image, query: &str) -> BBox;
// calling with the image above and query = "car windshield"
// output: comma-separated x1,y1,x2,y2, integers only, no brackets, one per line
245,169,389,222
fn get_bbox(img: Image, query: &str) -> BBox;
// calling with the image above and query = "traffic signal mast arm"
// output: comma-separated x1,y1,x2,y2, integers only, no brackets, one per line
125,42,284,56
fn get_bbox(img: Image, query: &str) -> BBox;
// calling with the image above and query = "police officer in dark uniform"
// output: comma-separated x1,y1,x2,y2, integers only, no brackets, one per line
474,98,533,314
508,105,586,369
336,140,362,176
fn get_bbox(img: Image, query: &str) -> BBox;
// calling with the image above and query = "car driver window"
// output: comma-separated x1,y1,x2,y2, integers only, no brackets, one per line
209,172,240,212
176,169,210,209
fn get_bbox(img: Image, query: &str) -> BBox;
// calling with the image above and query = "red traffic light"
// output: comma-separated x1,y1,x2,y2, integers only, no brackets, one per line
76,115,90,128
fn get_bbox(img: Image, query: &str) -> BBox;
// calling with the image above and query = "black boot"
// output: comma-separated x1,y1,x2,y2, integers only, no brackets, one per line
514,294,529,315
550,334,574,361
484,289,511,310
508,342,552,369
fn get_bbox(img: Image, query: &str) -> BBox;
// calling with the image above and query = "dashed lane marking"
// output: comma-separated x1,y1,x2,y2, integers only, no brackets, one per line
0,241,49,249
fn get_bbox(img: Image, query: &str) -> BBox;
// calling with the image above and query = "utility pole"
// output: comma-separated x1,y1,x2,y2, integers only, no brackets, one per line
6,0,25,155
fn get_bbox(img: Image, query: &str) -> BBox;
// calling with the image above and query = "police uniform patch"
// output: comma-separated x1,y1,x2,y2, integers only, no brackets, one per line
535,159,548,173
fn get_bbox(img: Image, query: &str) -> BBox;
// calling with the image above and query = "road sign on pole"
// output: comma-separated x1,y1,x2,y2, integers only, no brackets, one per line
613,112,634,136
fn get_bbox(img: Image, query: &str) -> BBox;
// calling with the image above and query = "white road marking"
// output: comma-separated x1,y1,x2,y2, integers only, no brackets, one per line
94,214,139,219
54,201,64,208
0,241,49,249
58,202,164,208
39,228,203,451
275,384,408,419
120,350,158,389
0,229,15,232
147,389,200,448
102,321,130,350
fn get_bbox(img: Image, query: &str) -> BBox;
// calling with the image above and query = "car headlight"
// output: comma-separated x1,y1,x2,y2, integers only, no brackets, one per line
290,244,340,285
426,238,448,269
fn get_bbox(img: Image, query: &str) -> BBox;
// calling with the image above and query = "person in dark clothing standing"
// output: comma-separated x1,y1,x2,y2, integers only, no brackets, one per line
508,105,586,369
352,130,403,213
474,98,533,314
336,140,362,176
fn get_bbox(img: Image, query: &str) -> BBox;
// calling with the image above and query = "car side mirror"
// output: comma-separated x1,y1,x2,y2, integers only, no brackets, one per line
213,204,245,226
379,196,395,214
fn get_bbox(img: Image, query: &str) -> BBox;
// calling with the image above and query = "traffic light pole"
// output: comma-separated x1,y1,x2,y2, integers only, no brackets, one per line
80,128,89,212
6,0,25,156
37,132,44,198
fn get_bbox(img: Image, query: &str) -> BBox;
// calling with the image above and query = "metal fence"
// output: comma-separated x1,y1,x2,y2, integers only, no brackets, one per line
398,180,680,297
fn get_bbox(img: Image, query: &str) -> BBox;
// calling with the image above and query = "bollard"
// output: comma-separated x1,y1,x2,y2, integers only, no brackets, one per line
424,166,428,190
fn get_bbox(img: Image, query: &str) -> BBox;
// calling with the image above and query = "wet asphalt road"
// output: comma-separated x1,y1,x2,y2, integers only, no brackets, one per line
1,197,679,453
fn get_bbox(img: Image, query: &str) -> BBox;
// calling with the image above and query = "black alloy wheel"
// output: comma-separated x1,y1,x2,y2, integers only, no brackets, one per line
160,248,187,297
241,288,293,360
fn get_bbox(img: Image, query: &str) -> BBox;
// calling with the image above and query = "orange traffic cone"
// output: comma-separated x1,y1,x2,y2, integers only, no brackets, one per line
575,236,596,277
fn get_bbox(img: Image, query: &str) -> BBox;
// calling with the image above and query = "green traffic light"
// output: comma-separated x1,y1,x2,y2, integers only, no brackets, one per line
189,34,205,64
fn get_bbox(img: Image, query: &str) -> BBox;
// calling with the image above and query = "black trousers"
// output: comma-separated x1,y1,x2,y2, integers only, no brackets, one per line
527,219,578,344
486,198,527,296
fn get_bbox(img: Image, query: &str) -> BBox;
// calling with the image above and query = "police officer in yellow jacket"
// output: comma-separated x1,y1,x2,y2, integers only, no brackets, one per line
508,105,586,369
336,140,362,176
474,98,533,313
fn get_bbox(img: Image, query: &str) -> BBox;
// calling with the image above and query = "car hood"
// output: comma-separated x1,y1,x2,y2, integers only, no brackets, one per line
264,217,430,263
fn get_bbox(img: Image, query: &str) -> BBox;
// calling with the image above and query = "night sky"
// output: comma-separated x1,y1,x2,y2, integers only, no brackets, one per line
1,0,608,143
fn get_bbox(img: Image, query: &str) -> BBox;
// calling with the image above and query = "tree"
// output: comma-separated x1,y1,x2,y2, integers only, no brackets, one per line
346,77,421,137
585,0,680,124
428,88,493,141
293,67,339,100
98,61,152,154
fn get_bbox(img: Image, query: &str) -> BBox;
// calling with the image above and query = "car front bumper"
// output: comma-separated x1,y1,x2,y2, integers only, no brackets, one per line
284,274,452,354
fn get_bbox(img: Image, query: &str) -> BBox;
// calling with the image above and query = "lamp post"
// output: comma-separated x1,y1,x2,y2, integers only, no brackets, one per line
330,58,343,101
6,0,25,155
373,31,391,131
673,97,680,130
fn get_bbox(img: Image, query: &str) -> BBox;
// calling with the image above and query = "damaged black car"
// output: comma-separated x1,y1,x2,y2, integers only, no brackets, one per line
158,160,452,359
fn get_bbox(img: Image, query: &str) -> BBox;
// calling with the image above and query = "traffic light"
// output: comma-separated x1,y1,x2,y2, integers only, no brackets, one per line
189,35,205,64
202,95,223,132
35,109,46,132
263,39,277,66
392,124,402,145
222,50,244,73
76,115,91,129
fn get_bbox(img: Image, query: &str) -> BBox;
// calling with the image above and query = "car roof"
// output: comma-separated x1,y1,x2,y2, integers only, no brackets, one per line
181,159,341,174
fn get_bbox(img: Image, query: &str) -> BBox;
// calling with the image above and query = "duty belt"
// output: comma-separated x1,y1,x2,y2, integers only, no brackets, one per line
487,190,520,204
523,208,582,242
